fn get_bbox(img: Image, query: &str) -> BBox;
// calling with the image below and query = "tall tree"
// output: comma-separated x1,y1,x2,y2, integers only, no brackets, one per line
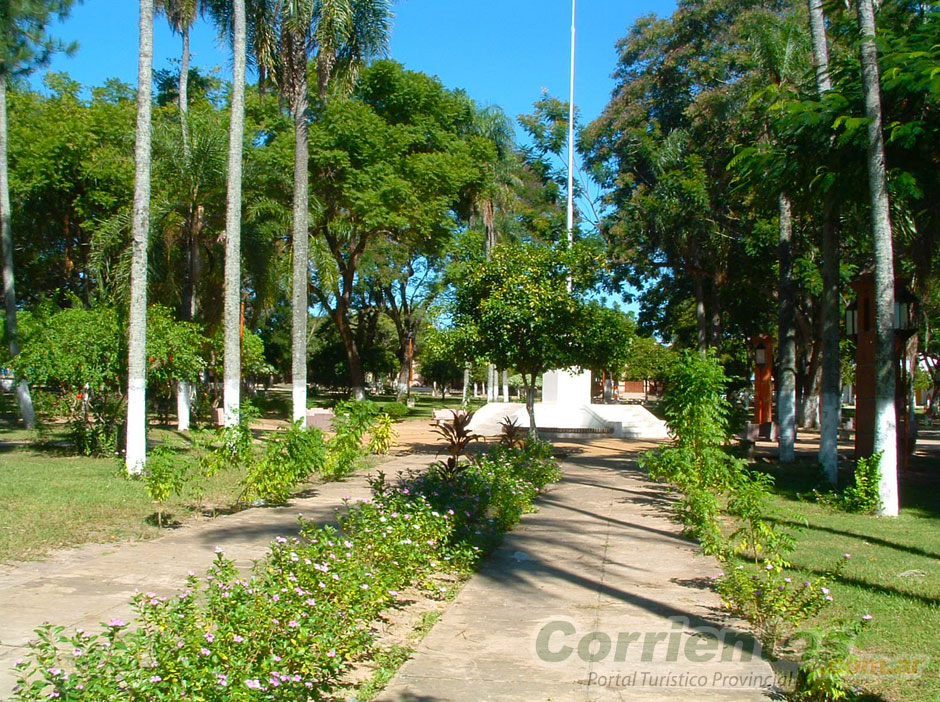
222,0,246,425
0,0,79,429
856,0,898,516
777,192,797,462
126,0,155,475
245,0,391,415
156,0,200,430
807,0,841,483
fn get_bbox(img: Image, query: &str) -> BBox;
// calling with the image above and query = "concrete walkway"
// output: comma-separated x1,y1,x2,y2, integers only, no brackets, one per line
376,441,778,701
0,452,437,699
0,434,778,701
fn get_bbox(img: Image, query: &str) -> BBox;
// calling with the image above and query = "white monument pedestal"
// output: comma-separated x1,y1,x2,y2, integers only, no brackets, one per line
542,368,591,405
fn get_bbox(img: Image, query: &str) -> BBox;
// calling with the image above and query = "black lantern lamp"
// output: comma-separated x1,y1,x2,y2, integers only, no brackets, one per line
894,286,917,339
755,342,768,367
845,300,859,338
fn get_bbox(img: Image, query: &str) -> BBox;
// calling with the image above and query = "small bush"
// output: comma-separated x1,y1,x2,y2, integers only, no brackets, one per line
430,409,479,479
144,446,190,527
380,401,410,420
807,452,882,515
239,422,328,504
792,618,872,702
367,413,397,455
716,556,848,656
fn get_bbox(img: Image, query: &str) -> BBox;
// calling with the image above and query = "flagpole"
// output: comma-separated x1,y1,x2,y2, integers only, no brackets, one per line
566,0,576,243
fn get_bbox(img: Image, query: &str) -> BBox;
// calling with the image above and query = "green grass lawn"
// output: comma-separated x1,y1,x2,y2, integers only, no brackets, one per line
0,444,250,562
760,460,940,702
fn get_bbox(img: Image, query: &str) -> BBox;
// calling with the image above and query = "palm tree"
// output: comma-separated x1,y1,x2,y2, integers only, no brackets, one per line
222,0,247,426
807,0,841,483
126,0,155,475
856,0,898,516
156,0,200,431
467,102,516,403
743,10,809,464
0,0,78,430
245,0,391,414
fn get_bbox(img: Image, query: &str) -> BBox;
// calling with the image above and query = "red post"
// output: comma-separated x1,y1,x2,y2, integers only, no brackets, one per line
753,335,775,426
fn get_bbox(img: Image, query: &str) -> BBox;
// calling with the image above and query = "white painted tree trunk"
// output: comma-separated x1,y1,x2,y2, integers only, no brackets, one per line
175,26,193,432
462,363,470,405
223,0,246,427
290,55,310,424
857,0,898,516
126,0,155,475
809,0,840,483
778,192,797,463
502,369,509,402
176,380,192,431
0,74,36,429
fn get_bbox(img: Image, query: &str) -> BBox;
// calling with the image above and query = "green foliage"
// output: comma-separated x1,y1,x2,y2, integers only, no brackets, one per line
13,304,207,455
198,404,260,477
716,556,849,657
378,401,409,420
498,416,526,449
366,413,396,455
841,453,882,515
322,400,381,479
660,349,736,448
452,242,587,382
12,443,560,701
143,446,190,528
239,422,328,505
810,452,882,515
640,351,749,553
0,1,79,79
792,618,872,702
727,470,797,566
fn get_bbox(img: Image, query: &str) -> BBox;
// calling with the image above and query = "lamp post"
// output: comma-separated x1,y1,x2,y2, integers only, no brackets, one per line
847,273,918,465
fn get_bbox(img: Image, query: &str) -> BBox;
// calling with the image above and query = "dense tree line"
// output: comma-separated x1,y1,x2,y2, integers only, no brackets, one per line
583,0,940,514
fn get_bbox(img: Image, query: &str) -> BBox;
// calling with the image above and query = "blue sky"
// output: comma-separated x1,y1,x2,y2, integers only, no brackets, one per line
40,0,675,133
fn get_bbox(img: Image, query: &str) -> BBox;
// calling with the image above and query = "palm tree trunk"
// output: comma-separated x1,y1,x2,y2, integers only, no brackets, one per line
126,0,155,475
819,201,841,480
289,37,310,423
808,0,840,482
222,0,246,426
177,23,193,431
778,191,797,463
857,0,898,516
179,25,190,156
0,74,36,430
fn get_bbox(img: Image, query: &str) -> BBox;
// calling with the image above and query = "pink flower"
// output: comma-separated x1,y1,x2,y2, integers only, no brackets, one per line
150,675,162,683
233,634,244,643
863,614,873,620
108,618,126,628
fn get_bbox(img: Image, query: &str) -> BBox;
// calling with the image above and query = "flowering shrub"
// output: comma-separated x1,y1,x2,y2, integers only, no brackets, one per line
12,442,560,701
715,555,849,655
